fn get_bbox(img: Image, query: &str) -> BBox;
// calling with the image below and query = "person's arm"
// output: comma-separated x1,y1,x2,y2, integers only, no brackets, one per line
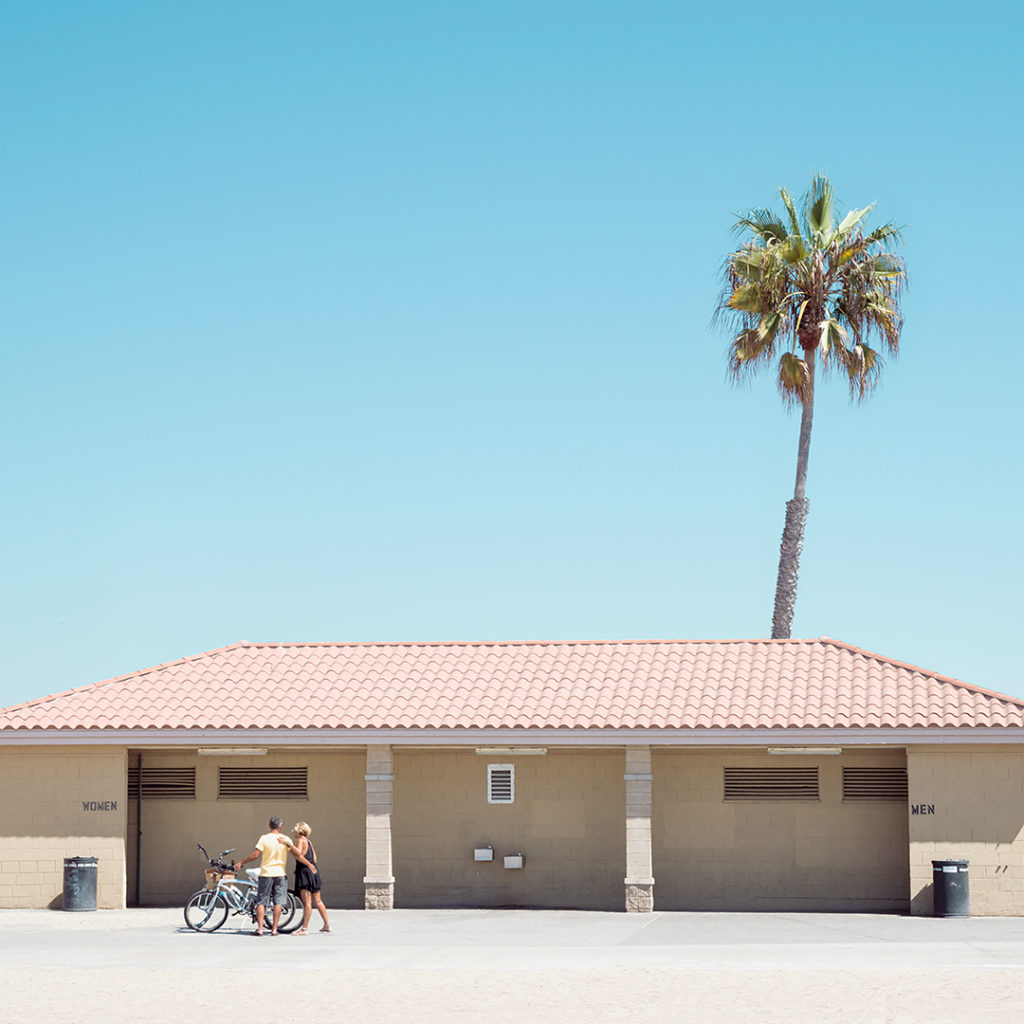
276,834,316,871
232,848,260,872
296,836,316,872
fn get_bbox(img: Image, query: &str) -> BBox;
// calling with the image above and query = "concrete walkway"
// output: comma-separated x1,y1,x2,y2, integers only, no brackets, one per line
3,909,1023,1022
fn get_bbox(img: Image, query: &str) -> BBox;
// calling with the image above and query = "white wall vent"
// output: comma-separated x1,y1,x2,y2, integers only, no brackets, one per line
487,764,514,804
723,766,819,801
842,766,908,801
217,767,308,800
127,767,196,800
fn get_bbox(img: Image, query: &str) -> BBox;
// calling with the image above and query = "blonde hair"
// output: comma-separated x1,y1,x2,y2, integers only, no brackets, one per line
293,821,311,837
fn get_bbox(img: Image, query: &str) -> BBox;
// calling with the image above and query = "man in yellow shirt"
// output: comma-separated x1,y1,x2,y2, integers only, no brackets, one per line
234,815,301,935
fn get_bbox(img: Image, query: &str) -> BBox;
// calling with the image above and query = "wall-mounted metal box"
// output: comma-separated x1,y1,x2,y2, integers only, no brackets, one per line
474,846,494,862
504,853,525,869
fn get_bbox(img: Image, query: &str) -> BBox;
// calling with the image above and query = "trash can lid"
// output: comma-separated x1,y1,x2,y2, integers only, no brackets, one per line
931,859,969,868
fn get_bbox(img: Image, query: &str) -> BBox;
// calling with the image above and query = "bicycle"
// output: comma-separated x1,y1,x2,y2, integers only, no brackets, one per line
183,842,302,933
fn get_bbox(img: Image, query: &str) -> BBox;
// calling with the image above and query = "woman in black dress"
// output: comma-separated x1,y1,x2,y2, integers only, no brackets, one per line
290,821,330,934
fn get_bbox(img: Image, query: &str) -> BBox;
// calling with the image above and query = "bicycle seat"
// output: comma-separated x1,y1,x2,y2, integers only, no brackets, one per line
245,869,259,880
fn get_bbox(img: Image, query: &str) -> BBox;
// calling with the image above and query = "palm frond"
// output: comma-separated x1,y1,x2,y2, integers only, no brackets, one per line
729,248,764,282
862,296,902,355
727,283,764,314
782,235,808,265
777,352,810,407
732,208,788,243
865,222,905,247
823,326,853,376
804,174,835,244
832,296,863,344
728,323,778,379
871,255,904,279
836,203,876,239
779,188,801,236
815,319,853,380
759,310,784,341
793,299,810,337
818,319,846,355
846,341,884,400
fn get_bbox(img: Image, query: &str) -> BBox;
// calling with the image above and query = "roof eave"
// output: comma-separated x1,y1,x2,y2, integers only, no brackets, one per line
4,725,1024,747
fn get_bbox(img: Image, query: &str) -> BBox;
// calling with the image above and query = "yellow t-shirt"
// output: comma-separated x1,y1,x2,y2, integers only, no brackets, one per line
255,832,290,877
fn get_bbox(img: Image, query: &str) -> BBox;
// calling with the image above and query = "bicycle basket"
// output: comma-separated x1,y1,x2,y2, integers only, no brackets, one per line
205,868,236,890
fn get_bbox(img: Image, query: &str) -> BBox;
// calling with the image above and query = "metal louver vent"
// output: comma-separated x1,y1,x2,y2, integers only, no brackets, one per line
217,767,308,800
127,767,196,800
842,766,908,801
487,764,514,804
724,767,819,801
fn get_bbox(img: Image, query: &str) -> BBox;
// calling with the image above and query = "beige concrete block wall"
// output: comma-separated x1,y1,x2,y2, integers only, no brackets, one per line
908,745,1024,916
393,749,625,909
127,750,365,907
653,749,909,911
0,746,127,909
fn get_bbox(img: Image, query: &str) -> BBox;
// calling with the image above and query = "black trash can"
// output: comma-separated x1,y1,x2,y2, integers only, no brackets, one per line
63,856,98,912
932,859,969,917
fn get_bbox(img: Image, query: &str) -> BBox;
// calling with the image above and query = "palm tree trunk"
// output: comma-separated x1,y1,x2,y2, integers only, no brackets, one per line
770,346,816,639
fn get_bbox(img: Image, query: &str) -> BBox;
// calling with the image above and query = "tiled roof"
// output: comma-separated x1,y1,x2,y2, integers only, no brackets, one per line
1,638,1022,734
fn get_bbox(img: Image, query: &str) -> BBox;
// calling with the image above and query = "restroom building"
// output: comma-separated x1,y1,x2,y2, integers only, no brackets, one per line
1,637,1022,914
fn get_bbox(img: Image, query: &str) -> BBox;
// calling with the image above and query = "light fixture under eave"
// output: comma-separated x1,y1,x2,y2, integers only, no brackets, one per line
766,747,842,755
474,747,548,756
197,747,268,756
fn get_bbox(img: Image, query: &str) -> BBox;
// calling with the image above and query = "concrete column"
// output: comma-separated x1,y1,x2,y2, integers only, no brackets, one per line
624,745,654,912
364,744,395,910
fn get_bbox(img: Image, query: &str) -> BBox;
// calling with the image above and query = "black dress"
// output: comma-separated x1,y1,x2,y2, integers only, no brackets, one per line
295,839,322,892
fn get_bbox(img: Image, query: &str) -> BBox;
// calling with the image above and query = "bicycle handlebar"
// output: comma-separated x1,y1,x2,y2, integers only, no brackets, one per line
196,842,238,874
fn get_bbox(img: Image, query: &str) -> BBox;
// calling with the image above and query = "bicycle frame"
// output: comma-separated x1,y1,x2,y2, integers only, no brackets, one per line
214,874,257,913
198,844,258,916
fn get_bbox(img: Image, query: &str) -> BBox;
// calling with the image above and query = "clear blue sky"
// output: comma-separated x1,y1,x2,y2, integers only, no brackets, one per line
2,1,1022,709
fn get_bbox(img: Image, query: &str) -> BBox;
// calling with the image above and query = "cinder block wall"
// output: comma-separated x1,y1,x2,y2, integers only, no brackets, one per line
653,749,909,911
0,746,127,909
127,750,365,906
393,749,625,908
908,745,1024,916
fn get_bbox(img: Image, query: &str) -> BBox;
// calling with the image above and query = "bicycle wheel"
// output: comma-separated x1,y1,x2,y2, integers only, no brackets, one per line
184,889,229,932
276,891,303,934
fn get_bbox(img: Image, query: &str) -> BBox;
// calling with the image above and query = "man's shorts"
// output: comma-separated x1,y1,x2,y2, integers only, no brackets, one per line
256,875,288,908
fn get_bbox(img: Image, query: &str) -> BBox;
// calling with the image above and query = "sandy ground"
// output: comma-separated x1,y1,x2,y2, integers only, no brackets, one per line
2,909,1023,1023
3,967,1023,1024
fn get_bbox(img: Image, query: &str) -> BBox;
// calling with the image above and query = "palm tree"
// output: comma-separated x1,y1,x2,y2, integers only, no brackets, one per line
716,175,907,638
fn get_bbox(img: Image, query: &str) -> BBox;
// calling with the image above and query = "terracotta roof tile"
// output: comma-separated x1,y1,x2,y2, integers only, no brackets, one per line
1,638,1022,734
